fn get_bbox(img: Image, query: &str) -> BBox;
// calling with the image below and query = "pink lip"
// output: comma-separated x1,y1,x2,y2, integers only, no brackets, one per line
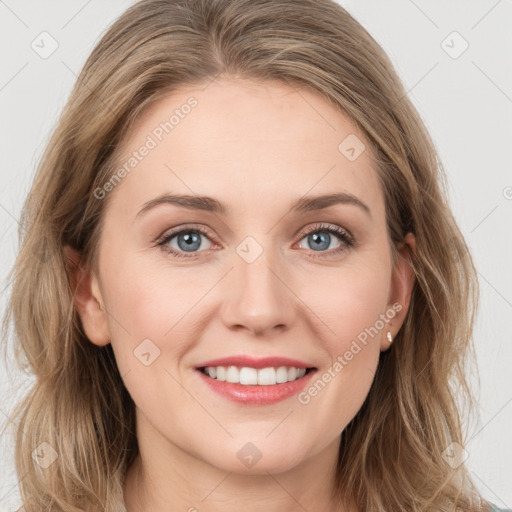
196,368,317,406
195,355,315,370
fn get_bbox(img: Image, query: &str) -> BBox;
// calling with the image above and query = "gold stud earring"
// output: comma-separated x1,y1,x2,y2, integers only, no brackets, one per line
386,331,393,343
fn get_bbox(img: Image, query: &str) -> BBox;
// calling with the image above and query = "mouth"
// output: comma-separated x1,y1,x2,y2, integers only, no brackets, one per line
197,365,316,385
194,357,318,405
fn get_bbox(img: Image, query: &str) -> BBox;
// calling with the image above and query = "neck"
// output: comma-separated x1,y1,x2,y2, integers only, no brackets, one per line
122,413,355,512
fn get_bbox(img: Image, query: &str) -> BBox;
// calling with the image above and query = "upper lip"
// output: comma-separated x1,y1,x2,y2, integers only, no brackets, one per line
195,355,316,370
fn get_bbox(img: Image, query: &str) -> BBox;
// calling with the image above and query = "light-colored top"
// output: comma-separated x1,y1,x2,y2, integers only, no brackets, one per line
118,500,511,511
488,503,512,512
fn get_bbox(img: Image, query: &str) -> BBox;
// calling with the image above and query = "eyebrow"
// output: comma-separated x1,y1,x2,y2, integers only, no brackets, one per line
135,192,371,219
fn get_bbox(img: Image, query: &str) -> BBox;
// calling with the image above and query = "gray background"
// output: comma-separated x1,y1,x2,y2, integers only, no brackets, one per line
1,0,511,509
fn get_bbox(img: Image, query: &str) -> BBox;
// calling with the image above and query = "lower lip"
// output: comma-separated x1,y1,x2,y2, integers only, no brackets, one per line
196,369,317,405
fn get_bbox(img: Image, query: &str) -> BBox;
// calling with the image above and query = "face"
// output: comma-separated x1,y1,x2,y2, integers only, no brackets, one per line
72,78,414,476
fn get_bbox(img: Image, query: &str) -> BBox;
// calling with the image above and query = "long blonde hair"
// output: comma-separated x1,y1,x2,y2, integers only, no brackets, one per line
2,0,487,510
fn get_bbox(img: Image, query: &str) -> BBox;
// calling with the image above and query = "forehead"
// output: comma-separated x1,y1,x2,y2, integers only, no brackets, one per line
108,78,384,220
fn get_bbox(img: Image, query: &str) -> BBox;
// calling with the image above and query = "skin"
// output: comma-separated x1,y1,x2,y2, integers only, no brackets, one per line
67,77,415,512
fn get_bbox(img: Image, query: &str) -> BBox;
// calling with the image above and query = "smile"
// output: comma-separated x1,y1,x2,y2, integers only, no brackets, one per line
199,365,312,385
195,365,317,406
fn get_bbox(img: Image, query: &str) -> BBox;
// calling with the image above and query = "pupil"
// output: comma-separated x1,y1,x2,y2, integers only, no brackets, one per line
178,232,201,251
310,232,329,251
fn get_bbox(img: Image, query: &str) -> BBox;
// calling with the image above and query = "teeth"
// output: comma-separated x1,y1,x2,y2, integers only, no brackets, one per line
201,365,308,385
239,367,258,385
226,366,239,383
257,367,276,385
276,366,288,383
216,366,226,381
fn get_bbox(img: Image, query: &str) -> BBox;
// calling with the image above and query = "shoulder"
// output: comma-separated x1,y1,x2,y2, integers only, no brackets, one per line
487,503,512,512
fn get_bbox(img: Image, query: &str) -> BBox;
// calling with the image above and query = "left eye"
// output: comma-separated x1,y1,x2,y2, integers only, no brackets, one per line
158,228,213,257
296,225,353,254
298,230,341,251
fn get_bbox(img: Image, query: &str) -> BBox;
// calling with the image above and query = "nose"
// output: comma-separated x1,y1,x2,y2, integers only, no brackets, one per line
219,246,297,337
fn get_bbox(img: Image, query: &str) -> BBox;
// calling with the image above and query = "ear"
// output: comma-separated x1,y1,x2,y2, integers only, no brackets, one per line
380,232,416,351
64,245,111,347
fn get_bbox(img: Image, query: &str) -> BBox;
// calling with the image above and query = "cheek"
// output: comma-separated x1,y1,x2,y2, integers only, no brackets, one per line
102,257,204,416
301,257,391,349
100,252,197,364
293,257,390,412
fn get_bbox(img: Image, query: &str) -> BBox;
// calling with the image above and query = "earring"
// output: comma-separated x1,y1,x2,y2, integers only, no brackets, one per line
386,331,393,343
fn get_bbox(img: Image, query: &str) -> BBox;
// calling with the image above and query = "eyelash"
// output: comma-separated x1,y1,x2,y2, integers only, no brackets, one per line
156,222,355,259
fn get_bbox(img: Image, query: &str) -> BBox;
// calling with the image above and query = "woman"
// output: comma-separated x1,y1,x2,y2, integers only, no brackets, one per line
2,0,509,511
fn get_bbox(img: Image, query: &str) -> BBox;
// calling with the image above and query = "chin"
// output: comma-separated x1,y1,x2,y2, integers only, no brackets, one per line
202,438,311,475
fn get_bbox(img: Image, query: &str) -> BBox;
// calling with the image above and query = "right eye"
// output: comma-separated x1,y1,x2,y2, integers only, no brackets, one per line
156,225,217,258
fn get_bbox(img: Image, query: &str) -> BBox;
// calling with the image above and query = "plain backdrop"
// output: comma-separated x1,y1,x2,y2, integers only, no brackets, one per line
1,0,511,510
